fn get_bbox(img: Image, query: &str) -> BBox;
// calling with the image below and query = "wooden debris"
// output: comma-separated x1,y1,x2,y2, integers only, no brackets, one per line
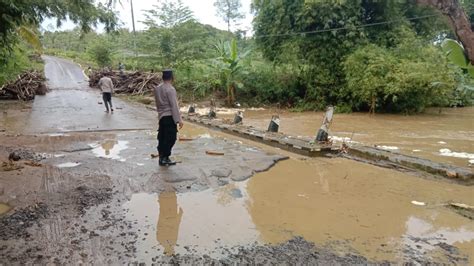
179,137,195,141
0,71,47,101
151,153,160,158
206,151,225,156
24,161,42,167
89,70,162,95
1,162,24,171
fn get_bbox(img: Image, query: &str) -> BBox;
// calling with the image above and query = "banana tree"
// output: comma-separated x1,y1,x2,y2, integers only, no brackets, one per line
213,39,249,106
442,38,474,78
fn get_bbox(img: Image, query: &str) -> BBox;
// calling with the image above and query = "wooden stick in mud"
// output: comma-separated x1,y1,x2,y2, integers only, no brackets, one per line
179,137,195,141
205,151,225,156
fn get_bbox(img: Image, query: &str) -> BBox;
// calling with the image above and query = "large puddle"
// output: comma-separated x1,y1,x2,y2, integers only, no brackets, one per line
215,107,474,168
123,183,259,261
124,158,474,262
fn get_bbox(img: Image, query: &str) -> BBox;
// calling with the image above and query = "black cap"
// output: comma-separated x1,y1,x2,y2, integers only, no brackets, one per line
162,69,173,81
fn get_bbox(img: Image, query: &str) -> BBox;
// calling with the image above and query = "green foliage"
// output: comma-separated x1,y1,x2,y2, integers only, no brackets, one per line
142,0,194,28
214,0,245,32
0,0,117,64
343,44,395,113
251,0,460,113
174,62,221,100
0,42,43,85
343,33,457,113
0,46,30,85
214,39,250,105
442,39,469,69
87,40,115,68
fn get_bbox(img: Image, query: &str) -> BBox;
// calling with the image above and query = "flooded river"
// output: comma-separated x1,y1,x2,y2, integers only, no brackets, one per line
216,107,474,168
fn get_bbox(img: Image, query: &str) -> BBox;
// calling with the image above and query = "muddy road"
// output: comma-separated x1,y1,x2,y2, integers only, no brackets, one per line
0,56,473,264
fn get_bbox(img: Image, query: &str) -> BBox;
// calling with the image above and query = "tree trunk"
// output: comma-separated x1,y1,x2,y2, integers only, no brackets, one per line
417,0,474,64
370,95,376,115
227,83,235,106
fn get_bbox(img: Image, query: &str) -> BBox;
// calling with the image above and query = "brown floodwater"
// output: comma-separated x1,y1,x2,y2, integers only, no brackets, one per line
246,158,474,262
218,107,474,168
124,155,474,262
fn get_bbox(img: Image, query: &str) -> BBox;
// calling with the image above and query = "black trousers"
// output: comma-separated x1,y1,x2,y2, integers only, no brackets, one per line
158,116,177,158
102,92,113,111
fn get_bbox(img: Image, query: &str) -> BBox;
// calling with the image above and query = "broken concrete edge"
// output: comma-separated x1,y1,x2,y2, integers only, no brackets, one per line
347,146,474,185
181,115,339,158
446,203,474,220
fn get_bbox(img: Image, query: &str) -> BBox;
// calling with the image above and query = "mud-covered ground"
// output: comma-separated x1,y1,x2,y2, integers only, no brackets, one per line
0,130,289,264
1,56,473,265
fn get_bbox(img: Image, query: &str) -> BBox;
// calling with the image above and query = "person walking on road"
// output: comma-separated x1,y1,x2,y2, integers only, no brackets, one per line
98,73,114,113
154,69,183,166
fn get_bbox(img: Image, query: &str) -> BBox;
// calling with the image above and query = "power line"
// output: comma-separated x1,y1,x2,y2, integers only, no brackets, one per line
252,14,439,39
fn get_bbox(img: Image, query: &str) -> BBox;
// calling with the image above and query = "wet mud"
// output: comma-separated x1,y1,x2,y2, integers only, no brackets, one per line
0,203,48,240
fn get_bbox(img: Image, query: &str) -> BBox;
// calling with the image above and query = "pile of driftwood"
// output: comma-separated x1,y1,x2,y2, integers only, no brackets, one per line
89,70,162,95
0,71,47,101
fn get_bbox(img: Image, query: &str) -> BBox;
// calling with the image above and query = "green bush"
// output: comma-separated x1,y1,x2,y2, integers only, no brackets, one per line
87,40,115,68
343,36,456,113
237,62,301,106
0,43,42,85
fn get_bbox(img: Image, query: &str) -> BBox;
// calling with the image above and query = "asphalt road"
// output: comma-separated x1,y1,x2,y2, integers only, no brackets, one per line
23,56,157,133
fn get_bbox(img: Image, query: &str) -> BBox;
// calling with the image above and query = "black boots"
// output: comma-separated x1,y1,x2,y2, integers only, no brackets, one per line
159,156,176,166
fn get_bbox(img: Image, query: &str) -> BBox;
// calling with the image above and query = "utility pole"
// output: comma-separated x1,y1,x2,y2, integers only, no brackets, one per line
130,0,138,58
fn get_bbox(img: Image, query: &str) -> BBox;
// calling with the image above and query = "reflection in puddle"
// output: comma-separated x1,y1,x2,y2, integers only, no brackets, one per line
123,184,258,262
404,216,474,253
56,162,81,168
0,203,11,215
157,192,182,256
90,140,128,160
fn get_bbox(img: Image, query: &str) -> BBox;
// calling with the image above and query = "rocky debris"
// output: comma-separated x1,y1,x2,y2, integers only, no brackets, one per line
8,152,21,161
0,203,48,240
6,148,46,162
88,70,162,95
0,71,47,101
403,238,468,264
74,186,114,215
158,237,384,265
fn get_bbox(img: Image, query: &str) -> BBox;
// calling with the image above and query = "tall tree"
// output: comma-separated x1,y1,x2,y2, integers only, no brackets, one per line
0,0,117,63
417,0,474,64
142,0,194,28
214,0,245,32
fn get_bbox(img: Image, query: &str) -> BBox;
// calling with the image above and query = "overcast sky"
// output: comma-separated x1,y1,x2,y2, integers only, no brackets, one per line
43,0,254,33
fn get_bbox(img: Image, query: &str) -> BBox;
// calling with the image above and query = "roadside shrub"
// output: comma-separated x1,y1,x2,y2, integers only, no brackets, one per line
87,40,115,68
343,39,456,113
238,63,300,106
